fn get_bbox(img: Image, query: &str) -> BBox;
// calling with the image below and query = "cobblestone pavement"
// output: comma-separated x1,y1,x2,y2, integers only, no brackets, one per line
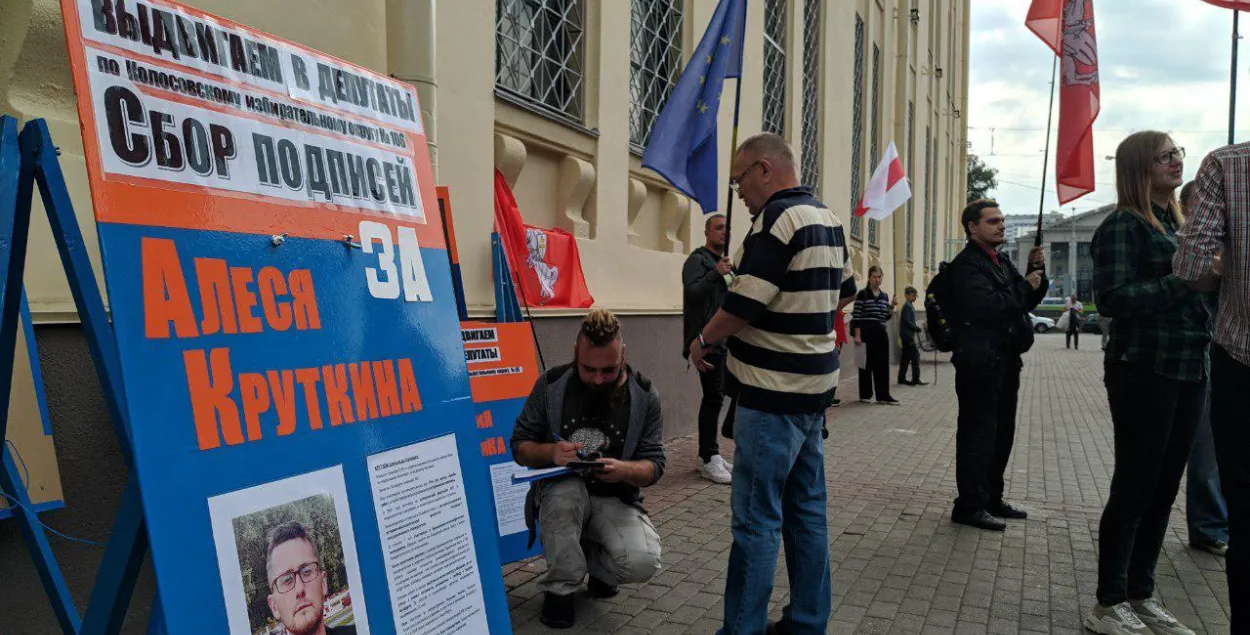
504,336,1231,634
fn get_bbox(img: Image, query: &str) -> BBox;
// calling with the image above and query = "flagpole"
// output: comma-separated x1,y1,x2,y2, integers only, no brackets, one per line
1231,10,1240,145
723,75,745,256
1035,56,1058,262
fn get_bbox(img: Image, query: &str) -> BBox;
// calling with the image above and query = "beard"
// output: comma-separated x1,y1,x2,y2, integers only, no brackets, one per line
284,606,324,635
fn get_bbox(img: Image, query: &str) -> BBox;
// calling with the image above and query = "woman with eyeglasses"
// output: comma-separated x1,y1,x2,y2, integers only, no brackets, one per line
1086,133,1213,635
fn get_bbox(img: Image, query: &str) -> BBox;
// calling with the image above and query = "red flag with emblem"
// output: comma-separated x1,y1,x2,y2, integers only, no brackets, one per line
1200,0,1250,8
1026,0,1100,205
493,170,595,309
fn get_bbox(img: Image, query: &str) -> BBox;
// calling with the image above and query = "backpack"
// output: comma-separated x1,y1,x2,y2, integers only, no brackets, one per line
924,262,957,352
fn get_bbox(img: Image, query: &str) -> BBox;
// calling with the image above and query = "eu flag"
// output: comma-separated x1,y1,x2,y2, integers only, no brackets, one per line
641,0,746,214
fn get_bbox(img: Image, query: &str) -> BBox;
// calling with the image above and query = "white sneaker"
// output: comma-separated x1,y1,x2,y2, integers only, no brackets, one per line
713,454,733,471
1084,602,1151,635
1131,598,1195,635
700,456,732,484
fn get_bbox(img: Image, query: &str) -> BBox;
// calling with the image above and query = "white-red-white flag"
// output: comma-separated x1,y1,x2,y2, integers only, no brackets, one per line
854,141,911,221
1026,0,1100,205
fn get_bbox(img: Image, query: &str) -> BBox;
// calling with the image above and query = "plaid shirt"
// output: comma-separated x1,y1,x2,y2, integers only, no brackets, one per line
1174,144,1250,368
1091,206,1213,382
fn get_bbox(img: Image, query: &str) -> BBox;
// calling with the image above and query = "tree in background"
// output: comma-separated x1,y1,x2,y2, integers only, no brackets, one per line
966,153,999,202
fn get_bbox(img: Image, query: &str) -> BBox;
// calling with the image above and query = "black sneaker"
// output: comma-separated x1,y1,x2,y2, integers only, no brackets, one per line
912,380,929,386
877,398,902,406
540,592,576,629
830,398,842,407
587,576,619,598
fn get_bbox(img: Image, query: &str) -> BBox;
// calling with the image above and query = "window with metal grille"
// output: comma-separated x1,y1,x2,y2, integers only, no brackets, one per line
906,101,914,259
799,0,822,194
629,0,684,151
868,43,881,247
849,15,864,240
923,127,932,268
495,0,587,123
762,0,787,136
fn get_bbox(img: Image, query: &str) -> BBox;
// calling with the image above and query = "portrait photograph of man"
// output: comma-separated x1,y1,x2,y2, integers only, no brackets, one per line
208,467,370,635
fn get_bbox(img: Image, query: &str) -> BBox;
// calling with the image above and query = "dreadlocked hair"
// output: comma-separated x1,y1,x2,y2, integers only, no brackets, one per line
579,309,621,347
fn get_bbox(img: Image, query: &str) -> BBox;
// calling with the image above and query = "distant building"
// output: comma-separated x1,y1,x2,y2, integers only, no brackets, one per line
1003,212,1063,243
1014,205,1115,300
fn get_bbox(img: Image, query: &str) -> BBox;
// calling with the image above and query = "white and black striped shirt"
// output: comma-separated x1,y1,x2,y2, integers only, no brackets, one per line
723,187,855,414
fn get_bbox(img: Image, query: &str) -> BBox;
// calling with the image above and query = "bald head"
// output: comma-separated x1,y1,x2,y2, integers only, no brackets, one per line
730,133,802,213
736,133,797,175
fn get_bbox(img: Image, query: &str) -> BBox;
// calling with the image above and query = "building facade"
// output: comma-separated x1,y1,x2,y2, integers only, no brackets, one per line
0,2,969,629
1013,205,1114,302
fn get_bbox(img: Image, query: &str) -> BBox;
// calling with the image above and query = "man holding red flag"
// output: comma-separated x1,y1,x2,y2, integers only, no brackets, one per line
1026,0,1100,205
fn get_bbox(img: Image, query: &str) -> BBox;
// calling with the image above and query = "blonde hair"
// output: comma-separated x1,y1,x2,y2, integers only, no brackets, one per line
579,309,621,347
1114,131,1184,233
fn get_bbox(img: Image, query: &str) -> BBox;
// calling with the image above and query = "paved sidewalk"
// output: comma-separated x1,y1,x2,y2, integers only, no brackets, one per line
504,336,1231,634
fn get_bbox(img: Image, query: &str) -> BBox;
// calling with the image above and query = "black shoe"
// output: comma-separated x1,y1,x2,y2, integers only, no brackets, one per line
912,380,929,386
830,398,842,407
766,620,790,635
951,510,1007,531
898,378,912,386
877,397,902,406
540,592,576,629
587,576,619,598
988,501,1028,519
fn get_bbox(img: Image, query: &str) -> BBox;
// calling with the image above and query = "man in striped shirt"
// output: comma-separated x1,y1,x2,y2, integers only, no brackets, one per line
1174,145,1250,629
689,133,853,635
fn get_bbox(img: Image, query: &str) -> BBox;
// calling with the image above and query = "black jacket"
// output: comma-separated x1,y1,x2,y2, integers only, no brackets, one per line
682,246,729,357
946,243,1047,370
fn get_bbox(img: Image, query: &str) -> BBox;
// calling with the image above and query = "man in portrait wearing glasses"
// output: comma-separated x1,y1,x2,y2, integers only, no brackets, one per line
265,521,356,635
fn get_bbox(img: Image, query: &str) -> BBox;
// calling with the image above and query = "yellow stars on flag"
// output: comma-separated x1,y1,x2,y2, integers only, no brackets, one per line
700,75,706,85
696,99,709,114
721,35,731,45
705,54,714,64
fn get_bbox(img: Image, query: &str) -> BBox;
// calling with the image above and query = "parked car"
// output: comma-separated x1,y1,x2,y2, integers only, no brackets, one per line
1082,312,1102,334
1034,296,1069,319
1029,313,1055,333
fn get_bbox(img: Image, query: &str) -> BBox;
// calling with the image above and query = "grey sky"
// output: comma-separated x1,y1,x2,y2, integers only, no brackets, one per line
969,0,1245,217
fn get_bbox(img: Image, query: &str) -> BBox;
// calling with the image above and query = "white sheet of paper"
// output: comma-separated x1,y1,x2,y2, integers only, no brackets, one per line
367,434,487,635
488,461,529,536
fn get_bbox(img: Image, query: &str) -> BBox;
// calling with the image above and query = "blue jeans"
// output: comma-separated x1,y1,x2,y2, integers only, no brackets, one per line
720,406,831,635
1187,386,1229,546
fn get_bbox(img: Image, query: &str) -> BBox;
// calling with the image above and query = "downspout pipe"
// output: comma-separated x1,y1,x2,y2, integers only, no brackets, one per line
387,0,438,176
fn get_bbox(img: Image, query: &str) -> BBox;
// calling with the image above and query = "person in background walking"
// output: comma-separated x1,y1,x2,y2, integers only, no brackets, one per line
1176,180,1228,558
689,133,851,634
852,266,900,405
1176,155,1248,630
898,286,926,386
1064,293,1085,349
1086,133,1211,635
683,213,734,485
946,199,1046,532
